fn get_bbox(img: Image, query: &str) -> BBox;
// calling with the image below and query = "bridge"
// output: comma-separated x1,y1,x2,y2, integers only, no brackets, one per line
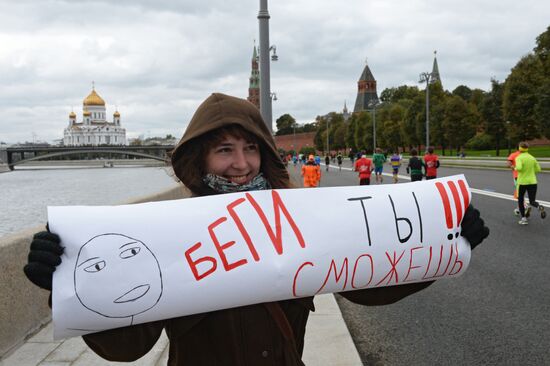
0,145,175,170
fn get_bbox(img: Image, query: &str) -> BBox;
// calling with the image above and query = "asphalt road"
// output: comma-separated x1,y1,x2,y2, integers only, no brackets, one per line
289,161,550,366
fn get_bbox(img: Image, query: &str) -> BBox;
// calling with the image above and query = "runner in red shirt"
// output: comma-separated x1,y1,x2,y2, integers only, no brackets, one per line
423,146,440,180
354,154,373,185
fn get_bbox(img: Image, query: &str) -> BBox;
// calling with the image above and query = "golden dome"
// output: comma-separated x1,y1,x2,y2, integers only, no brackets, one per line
83,109,91,116
83,89,105,106
113,111,120,117
69,111,76,118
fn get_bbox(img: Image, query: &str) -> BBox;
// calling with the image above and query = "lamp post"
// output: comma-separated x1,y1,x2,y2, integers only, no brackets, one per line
326,118,330,155
506,120,511,154
258,0,278,133
292,122,296,155
419,71,434,150
368,99,379,152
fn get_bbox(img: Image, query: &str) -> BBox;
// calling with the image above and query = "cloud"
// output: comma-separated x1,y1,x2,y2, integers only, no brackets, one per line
0,0,549,143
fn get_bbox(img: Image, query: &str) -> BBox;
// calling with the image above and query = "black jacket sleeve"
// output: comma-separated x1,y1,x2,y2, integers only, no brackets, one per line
338,281,434,306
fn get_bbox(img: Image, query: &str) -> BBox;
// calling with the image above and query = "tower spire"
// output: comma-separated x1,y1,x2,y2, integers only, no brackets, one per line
353,58,378,113
247,42,260,109
431,50,441,85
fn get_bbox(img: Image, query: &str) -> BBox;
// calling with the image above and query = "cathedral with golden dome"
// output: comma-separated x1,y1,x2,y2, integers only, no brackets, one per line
63,86,127,146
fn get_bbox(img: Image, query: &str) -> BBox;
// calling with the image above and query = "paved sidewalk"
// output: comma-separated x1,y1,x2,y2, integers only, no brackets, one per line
1,294,361,366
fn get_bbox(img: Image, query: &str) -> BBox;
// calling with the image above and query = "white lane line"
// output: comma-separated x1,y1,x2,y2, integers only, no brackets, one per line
319,164,550,206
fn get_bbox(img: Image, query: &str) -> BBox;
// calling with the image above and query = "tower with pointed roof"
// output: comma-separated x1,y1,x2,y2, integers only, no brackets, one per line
63,85,127,146
353,60,379,113
342,101,350,121
431,50,441,85
247,44,260,109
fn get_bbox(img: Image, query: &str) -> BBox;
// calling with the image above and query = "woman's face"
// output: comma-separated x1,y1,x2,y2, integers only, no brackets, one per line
205,134,261,185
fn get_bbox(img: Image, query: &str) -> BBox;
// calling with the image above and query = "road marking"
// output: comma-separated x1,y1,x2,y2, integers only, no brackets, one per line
319,164,550,206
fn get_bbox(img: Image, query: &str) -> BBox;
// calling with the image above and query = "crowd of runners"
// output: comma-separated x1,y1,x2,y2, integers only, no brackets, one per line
291,142,545,226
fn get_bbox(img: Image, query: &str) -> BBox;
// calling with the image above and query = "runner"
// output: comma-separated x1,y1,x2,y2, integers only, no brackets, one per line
407,148,425,182
507,146,527,216
301,154,321,187
372,148,386,184
515,142,546,225
325,154,330,172
423,146,440,180
389,150,402,183
336,153,343,171
354,154,373,185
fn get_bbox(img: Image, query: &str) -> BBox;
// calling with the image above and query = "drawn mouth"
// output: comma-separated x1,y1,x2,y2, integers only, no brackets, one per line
114,284,150,303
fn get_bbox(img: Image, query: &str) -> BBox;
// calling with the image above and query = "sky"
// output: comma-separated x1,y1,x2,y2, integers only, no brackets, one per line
0,0,549,144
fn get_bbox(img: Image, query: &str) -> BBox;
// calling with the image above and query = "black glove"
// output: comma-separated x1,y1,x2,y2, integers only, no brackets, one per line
23,231,64,291
460,205,490,250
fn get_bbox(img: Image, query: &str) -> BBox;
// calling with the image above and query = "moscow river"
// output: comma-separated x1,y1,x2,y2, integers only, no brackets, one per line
0,166,179,237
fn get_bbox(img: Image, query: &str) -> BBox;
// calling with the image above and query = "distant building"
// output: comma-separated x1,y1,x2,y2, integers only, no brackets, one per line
342,101,350,121
63,87,127,146
431,50,442,86
353,60,379,113
247,44,260,109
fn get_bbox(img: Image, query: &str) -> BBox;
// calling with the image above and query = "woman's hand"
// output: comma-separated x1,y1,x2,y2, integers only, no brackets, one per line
460,205,490,250
23,231,64,291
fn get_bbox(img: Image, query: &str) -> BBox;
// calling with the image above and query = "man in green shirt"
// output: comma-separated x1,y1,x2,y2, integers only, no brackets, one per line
515,142,546,225
372,148,386,184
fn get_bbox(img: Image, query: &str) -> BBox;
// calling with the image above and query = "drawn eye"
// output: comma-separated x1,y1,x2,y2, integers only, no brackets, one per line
83,260,106,273
120,247,141,259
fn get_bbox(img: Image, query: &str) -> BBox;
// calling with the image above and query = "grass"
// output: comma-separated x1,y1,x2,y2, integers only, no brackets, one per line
434,145,550,158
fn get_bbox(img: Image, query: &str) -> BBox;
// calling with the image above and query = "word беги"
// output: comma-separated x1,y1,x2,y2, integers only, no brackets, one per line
184,191,306,281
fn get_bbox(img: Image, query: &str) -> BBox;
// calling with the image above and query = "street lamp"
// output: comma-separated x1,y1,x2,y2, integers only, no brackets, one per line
270,92,277,101
326,118,330,155
368,99,379,152
258,0,278,133
506,120,511,154
419,71,435,150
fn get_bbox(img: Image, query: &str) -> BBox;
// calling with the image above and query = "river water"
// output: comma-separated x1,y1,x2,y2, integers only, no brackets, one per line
0,166,179,237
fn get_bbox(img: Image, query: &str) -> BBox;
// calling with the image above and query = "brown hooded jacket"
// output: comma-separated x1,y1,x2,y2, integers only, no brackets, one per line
83,93,433,366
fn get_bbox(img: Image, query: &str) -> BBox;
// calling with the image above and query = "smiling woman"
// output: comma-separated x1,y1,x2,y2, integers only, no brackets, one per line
204,127,261,186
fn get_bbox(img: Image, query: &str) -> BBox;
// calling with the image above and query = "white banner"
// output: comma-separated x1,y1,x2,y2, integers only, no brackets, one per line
49,175,472,340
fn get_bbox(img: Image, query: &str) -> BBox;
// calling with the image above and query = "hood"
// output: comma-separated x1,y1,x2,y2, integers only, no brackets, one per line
171,93,287,190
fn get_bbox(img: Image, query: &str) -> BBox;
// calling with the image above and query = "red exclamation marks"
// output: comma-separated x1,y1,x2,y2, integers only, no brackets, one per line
447,181,462,226
435,182,453,239
436,179,470,241
458,179,470,209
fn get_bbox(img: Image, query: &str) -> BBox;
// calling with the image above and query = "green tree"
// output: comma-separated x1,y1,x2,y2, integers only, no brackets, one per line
480,78,506,155
402,95,424,149
382,104,405,151
275,114,297,136
443,95,477,154
452,85,472,101
503,54,544,141
346,115,358,151
380,85,420,103
534,26,550,138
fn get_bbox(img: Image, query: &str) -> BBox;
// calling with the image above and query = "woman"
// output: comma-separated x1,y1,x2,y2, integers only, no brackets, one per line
24,93,489,365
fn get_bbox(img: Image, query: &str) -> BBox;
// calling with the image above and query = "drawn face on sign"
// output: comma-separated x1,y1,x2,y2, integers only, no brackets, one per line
74,234,163,318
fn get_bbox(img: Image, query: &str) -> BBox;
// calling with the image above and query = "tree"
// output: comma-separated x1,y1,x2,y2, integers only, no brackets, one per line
275,114,297,136
480,79,506,155
382,104,405,151
452,85,472,101
443,95,477,154
380,85,420,103
402,95,424,149
534,26,550,138
503,54,544,141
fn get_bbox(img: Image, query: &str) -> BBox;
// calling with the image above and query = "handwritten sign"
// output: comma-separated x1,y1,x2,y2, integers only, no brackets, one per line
49,175,472,340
